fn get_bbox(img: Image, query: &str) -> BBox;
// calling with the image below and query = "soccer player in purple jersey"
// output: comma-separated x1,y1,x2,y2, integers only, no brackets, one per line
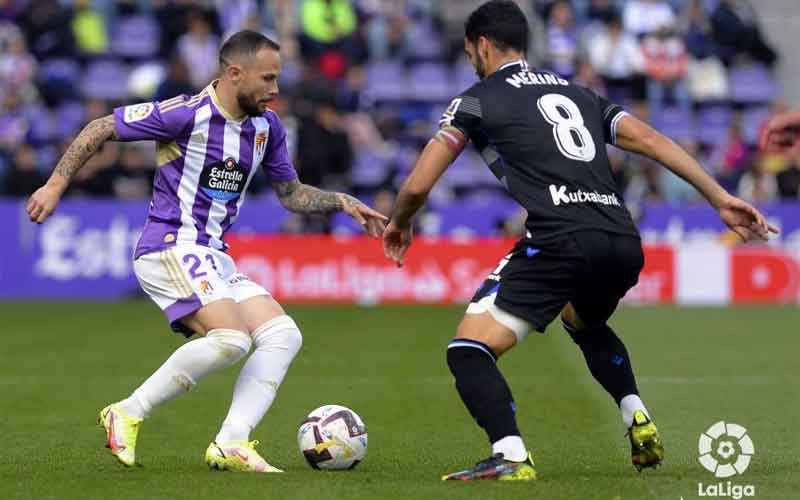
26,31,387,472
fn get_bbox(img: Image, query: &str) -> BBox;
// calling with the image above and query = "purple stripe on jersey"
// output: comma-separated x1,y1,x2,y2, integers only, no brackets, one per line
219,119,255,244
135,136,194,259
193,111,227,247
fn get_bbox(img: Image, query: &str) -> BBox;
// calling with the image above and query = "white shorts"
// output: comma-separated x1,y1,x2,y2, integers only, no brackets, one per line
133,245,269,336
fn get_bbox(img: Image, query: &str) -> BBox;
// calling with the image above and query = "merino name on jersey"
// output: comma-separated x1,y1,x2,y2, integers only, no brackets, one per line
505,71,569,88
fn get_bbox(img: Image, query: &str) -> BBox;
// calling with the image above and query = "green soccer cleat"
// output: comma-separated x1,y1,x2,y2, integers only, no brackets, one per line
97,404,142,467
628,410,664,471
441,452,537,481
205,440,283,473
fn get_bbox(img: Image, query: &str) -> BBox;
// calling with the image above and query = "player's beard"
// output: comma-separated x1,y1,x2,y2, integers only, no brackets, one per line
237,93,267,117
474,52,488,79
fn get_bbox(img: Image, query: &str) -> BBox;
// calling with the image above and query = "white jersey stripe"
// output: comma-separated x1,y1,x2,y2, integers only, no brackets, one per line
205,119,241,249
232,116,270,225
176,104,212,245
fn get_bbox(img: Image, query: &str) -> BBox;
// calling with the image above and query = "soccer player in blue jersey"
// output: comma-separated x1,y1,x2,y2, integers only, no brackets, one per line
27,31,387,471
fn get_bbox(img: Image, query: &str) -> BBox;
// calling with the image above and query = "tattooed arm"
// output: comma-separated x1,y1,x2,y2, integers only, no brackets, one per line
27,114,118,223
272,178,388,236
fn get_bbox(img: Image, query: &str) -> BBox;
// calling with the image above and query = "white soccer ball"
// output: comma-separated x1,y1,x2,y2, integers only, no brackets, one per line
297,404,368,470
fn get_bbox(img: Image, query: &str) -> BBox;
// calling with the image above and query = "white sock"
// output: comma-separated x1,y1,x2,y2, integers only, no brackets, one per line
115,329,251,419
492,435,528,462
620,394,650,428
215,315,302,443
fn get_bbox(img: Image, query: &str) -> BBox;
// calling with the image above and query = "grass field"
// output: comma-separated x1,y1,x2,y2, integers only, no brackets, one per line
1,302,798,500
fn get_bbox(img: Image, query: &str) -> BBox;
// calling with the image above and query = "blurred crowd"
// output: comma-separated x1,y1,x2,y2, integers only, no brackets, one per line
1,0,798,234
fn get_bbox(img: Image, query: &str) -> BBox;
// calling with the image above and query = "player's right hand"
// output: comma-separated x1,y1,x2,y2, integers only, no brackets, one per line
716,194,779,242
26,182,65,224
383,221,413,267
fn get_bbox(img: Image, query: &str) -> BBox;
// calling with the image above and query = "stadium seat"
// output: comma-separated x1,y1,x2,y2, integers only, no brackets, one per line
728,64,778,104
112,15,161,59
351,147,391,188
453,59,479,94
741,106,771,145
408,63,452,102
82,59,130,100
365,60,408,102
404,20,444,61
37,58,82,102
696,105,735,146
25,104,55,145
651,107,696,143
55,102,86,139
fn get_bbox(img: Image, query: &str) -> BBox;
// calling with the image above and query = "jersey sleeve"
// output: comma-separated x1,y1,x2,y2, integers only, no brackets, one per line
113,99,193,142
262,113,299,183
438,93,483,140
596,94,629,146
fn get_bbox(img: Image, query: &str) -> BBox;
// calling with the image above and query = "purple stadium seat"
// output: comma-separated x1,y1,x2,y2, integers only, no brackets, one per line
56,101,86,139
351,147,391,188
728,64,777,104
453,59,479,94
24,104,55,145
651,107,695,143
408,63,451,102
82,60,129,100
38,58,81,87
405,20,444,61
112,15,160,59
365,60,408,102
696,105,734,146
741,106,771,145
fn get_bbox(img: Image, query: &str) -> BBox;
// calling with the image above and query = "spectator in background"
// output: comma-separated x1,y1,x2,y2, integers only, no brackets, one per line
586,13,645,103
641,23,690,118
546,0,578,79
0,91,29,152
154,55,195,101
71,0,108,56
586,0,617,23
177,10,220,91
295,92,353,191
0,29,36,94
710,121,750,191
776,155,800,200
737,161,777,205
21,0,75,59
3,144,45,197
710,0,777,67
112,143,154,199
623,0,675,38
299,0,357,74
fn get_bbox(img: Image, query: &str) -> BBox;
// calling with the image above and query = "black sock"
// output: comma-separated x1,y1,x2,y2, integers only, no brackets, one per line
446,339,520,444
564,322,639,405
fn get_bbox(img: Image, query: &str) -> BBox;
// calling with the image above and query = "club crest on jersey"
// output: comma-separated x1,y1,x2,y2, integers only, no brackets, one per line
200,157,246,201
255,132,267,158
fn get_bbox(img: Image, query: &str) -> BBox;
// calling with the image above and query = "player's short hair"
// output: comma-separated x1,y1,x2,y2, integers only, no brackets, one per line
465,0,529,53
219,30,280,67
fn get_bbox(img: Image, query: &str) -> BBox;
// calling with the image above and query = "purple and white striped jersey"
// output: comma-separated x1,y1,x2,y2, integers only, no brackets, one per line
113,81,298,259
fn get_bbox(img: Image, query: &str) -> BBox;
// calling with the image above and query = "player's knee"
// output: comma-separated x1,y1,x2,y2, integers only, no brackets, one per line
206,328,252,363
252,315,303,356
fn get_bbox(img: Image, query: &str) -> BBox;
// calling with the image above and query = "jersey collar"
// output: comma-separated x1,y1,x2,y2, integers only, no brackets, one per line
207,80,247,123
497,59,530,72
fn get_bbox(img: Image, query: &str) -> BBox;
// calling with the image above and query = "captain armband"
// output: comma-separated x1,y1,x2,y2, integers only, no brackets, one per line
432,126,468,157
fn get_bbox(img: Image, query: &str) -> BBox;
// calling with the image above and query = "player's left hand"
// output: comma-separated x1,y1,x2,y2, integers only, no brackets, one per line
382,221,413,267
338,194,388,237
716,194,779,242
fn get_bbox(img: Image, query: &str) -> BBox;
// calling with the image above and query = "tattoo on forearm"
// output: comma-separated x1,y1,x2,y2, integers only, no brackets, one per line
273,179,361,214
53,114,118,182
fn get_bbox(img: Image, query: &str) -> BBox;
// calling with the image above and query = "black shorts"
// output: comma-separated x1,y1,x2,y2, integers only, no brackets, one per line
470,230,644,332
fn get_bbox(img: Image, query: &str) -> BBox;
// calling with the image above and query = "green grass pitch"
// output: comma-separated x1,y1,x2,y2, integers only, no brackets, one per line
1,302,798,499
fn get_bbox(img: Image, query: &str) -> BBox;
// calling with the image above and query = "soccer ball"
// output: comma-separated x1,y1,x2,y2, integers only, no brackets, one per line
297,405,368,470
